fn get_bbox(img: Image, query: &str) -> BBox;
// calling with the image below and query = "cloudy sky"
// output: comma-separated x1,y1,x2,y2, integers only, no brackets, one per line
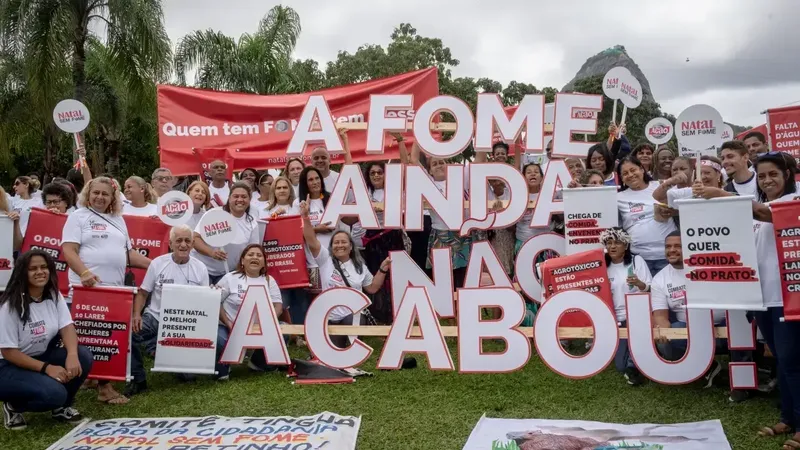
163,0,800,127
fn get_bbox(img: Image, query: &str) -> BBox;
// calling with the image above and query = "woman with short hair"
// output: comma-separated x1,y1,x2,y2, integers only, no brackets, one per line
11,176,44,236
652,146,675,181
0,250,94,429
122,176,158,216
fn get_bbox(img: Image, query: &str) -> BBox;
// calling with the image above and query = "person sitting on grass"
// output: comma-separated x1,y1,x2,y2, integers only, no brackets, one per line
0,250,93,430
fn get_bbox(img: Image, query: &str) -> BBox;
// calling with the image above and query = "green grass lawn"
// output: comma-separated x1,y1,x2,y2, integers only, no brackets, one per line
0,339,784,450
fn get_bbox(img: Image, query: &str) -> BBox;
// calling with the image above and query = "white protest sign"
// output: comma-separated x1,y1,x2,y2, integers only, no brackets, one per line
721,123,734,142
0,216,13,290
676,196,763,311
644,117,674,146
156,191,193,226
603,66,630,124
676,104,724,157
52,99,90,133
196,208,240,247
618,71,642,109
562,186,619,255
152,285,221,375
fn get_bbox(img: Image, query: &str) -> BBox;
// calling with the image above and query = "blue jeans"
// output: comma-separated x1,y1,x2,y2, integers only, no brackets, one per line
281,288,310,325
130,311,161,383
0,343,93,412
656,319,753,363
614,320,636,372
209,273,225,285
644,258,669,276
754,307,800,428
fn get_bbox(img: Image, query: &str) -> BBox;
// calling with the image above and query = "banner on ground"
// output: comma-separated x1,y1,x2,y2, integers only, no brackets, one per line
767,105,800,163
71,285,134,381
463,416,731,450
123,215,171,286
676,196,763,310
153,285,222,375
0,216,14,290
158,67,439,174
769,199,800,321
20,208,69,295
562,186,618,255
263,215,309,288
539,248,613,326
47,413,362,450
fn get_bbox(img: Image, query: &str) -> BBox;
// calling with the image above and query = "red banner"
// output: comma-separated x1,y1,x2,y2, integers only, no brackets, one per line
769,200,800,321
157,68,439,175
21,208,69,295
122,215,171,286
768,106,800,162
194,148,235,181
71,286,133,381
539,248,614,327
262,215,309,289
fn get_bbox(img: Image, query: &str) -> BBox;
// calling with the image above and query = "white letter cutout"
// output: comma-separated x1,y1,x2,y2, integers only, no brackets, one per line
305,288,373,369
219,286,290,366
321,164,379,229
475,94,544,152
552,93,602,158
366,94,413,153
287,95,343,155
389,250,454,318
413,96,473,158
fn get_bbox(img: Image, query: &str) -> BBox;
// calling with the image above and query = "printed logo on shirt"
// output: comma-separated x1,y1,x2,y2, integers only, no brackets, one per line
667,283,687,306
157,274,175,286
331,270,345,286
237,283,247,297
628,202,644,213
88,219,107,232
28,319,46,336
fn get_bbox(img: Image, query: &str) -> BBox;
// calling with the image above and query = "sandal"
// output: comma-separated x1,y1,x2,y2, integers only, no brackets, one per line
783,439,800,450
98,393,129,405
759,423,793,437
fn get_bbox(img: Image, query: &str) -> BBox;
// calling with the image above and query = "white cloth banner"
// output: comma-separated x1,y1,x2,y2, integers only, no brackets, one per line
48,413,362,450
0,216,13,291
463,416,731,449
153,285,222,375
676,196,763,310
562,186,618,255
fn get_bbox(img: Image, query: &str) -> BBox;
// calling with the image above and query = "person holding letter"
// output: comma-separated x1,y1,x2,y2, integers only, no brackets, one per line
300,196,390,348
0,250,93,430
616,156,677,274
215,244,283,378
126,225,209,396
61,176,152,405
600,227,651,386
192,182,260,285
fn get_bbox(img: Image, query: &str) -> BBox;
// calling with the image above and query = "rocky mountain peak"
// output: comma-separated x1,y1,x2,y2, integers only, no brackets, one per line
562,45,656,104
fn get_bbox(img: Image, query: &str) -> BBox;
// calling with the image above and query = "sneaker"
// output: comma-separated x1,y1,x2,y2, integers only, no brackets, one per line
758,377,778,393
52,406,83,424
215,374,230,381
703,360,722,388
624,367,644,386
3,403,26,430
123,381,148,397
729,389,751,403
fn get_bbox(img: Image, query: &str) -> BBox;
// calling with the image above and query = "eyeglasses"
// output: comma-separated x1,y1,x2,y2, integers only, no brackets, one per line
45,199,65,206
153,176,172,182
369,171,384,176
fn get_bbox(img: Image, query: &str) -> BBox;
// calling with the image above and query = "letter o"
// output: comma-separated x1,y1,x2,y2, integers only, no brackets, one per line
686,228,695,237
412,96,474,158
34,234,42,243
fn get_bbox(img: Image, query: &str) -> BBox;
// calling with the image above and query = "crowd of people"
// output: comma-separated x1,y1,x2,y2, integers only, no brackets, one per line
0,126,798,448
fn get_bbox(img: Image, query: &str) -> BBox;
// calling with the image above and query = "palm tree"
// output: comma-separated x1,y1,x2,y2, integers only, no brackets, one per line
174,5,303,94
0,0,172,178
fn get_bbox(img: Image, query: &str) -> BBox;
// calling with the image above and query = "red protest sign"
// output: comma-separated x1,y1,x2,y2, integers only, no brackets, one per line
263,215,309,289
20,208,69,295
767,106,800,163
123,215,171,286
158,68,439,174
769,200,800,321
539,248,614,326
194,148,235,181
71,286,133,381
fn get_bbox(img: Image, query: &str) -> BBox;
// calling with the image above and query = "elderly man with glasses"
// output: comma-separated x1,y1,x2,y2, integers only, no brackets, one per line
151,168,177,198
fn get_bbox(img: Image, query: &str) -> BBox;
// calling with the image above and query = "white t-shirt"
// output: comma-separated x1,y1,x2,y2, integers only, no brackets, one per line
209,182,230,208
314,246,374,320
429,167,470,231
267,203,300,217
729,173,758,198
250,198,270,220
607,255,652,322
141,254,209,319
122,202,158,217
488,187,511,202
0,292,72,359
617,182,678,260
291,183,300,199
323,170,340,193
754,193,799,307
186,210,204,231
666,187,692,209
218,272,282,323
191,209,260,276
13,196,44,236
371,188,386,226
62,208,131,288
516,193,549,243
651,264,725,324
292,198,343,251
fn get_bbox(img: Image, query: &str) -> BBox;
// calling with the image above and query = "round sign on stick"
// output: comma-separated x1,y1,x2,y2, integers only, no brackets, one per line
196,209,240,247
53,99,90,133
721,123,734,142
644,117,674,146
618,72,642,109
602,67,629,100
157,191,194,226
676,104,724,157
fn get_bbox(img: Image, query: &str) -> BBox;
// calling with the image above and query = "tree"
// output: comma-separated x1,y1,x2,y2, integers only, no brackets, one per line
0,0,172,178
174,5,303,94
